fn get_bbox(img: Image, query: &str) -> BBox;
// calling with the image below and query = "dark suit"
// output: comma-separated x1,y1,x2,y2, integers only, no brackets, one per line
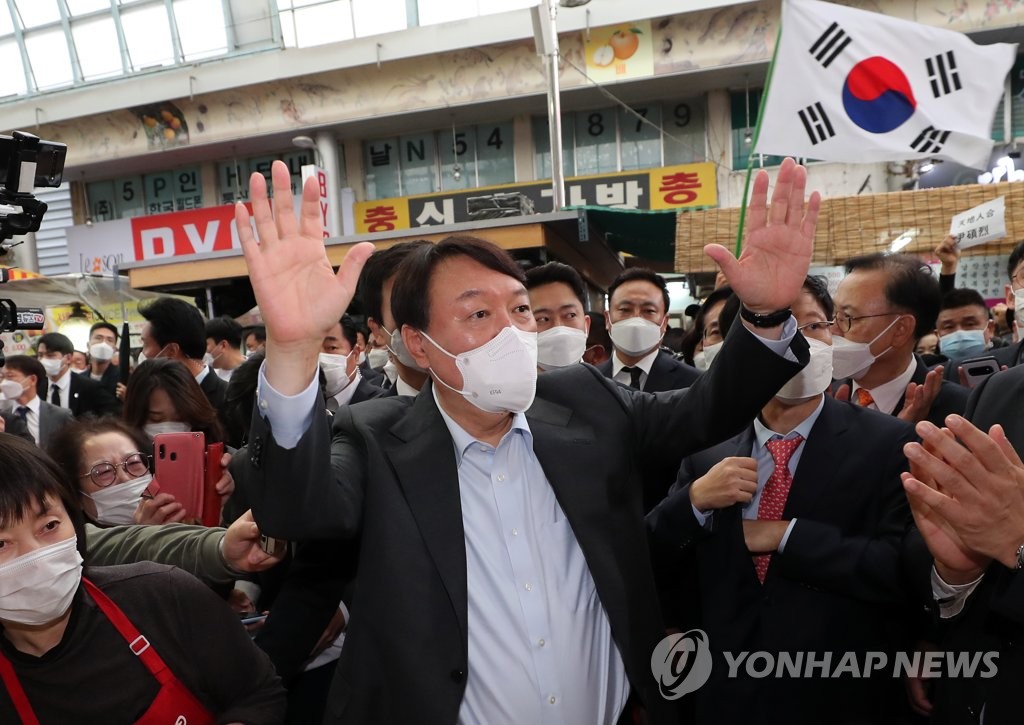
76,364,119,397
52,373,120,418
199,366,228,410
0,411,34,444
598,348,700,393
908,364,1024,724
992,339,1024,369
648,396,916,724
244,324,808,724
3,400,74,450
834,354,968,427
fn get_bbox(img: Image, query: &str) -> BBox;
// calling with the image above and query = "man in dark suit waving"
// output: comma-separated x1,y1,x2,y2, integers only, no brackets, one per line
235,157,819,724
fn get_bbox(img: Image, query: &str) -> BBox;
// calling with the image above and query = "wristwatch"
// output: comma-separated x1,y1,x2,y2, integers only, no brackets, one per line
739,305,791,328
1015,542,1024,570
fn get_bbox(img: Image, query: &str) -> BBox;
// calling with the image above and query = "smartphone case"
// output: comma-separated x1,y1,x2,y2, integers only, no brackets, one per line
153,431,206,522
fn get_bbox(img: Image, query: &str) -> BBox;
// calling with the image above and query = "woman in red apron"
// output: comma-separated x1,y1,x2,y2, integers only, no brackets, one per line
0,435,285,723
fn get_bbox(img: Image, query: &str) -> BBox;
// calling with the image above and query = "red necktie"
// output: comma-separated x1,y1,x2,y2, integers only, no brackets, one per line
753,434,804,584
855,388,875,408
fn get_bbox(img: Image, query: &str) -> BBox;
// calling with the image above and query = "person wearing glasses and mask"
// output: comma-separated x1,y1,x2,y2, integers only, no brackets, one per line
990,239,1024,369
648,276,917,725
0,434,285,723
48,419,173,527
599,268,699,392
682,285,733,372
830,253,967,427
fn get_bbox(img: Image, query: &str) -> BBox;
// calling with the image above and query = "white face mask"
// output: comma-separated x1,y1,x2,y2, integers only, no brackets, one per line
536,326,588,371
367,348,390,370
609,317,664,356
84,473,153,526
831,316,903,381
1013,288,1024,332
40,357,65,378
0,536,82,626
693,341,723,372
421,326,538,414
201,351,219,367
357,351,367,366
89,342,115,362
319,352,356,397
0,379,24,400
383,324,427,372
777,337,834,402
143,421,191,439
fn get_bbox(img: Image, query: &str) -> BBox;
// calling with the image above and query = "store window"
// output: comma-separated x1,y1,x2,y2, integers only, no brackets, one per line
730,89,786,170
86,167,202,221
216,151,320,204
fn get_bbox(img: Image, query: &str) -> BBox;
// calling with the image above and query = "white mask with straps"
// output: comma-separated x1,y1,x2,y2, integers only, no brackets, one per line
831,315,904,381
84,473,154,527
0,536,82,626
143,421,191,439
777,337,834,402
536,326,587,371
89,342,115,362
420,326,538,414
319,352,356,397
609,317,664,356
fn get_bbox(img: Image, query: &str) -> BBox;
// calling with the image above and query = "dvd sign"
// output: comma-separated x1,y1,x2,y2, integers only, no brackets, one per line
130,205,255,261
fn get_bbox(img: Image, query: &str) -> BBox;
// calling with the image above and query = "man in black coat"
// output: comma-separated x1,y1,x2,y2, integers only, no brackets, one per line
36,332,120,418
234,157,819,724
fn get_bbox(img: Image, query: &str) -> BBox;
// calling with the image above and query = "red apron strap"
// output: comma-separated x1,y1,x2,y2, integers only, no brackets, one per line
81,578,175,686
0,650,39,725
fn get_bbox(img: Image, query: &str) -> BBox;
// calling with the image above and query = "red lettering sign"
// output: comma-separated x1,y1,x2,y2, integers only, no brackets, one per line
657,172,701,205
130,204,254,261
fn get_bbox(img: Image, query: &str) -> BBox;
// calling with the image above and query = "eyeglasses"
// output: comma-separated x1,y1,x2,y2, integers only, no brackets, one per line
832,311,899,334
79,453,151,488
796,319,835,334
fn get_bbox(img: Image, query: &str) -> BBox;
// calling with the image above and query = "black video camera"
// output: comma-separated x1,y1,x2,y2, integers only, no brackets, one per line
0,131,64,366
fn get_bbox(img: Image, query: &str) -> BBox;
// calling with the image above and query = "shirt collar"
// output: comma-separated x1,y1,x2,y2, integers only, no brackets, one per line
753,394,826,449
25,395,41,414
54,369,72,390
852,355,916,415
330,370,362,407
194,364,210,385
431,384,531,466
612,347,660,377
395,375,420,397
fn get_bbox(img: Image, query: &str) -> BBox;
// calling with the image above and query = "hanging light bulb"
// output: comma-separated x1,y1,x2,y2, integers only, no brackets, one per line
452,164,462,181
743,130,753,145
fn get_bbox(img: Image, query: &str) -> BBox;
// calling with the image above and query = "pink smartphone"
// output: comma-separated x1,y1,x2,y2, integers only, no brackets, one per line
153,432,206,523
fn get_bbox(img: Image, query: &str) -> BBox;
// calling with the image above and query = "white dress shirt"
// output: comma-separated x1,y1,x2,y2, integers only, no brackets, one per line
50,370,72,409
611,347,659,390
17,395,42,446
851,355,916,414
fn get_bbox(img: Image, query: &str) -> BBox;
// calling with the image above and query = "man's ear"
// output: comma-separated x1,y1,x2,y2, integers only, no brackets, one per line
604,310,612,332
402,326,432,369
892,315,917,347
583,314,591,336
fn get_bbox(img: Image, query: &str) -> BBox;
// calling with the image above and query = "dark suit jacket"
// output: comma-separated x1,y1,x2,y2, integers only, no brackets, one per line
909,364,1024,724
0,411,34,444
348,375,385,406
76,365,119,397
244,323,808,725
598,348,700,393
834,354,968,428
648,396,916,725
992,339,1024,369
199,366,228,410
56,373,120,418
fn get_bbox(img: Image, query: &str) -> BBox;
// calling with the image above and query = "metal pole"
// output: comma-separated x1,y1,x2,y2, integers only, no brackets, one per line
543,0,566,211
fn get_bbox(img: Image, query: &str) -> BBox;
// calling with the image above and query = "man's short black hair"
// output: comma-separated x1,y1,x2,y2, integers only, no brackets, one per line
940,288,989,315
607,268,671,316
338,314,359,350
359,240,434,324
844,253,940,338
89,321,118,340
525,262,587,308
205,315,242,349
1008,240,1024,280
802,274,835,320
392,235,526,332
139,297,207,360
241,326,266,345
38,332,74,356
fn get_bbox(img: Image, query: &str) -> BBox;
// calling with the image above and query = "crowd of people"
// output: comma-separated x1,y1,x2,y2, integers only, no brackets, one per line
0,156,1023,724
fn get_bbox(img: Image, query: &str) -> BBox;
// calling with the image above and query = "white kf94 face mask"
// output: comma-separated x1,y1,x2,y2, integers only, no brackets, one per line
609,317,664,356
84,473,154,526
536,326,588,371
776,337,834,402
831,315,903,381
420,326,538,413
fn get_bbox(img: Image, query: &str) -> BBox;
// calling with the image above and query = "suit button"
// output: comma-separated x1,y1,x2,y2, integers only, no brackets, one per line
450,669,465,683
250,438,263,468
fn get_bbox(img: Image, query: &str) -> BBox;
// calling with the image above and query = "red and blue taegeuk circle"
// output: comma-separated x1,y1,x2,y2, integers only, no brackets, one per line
842,56,917,134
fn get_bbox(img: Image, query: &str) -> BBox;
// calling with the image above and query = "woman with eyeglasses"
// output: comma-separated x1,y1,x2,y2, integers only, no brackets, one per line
49,418,185,526
0,433,285,722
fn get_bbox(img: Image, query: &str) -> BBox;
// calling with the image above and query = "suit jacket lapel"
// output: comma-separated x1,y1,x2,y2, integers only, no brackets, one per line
384,386,469,637
894,356,927,416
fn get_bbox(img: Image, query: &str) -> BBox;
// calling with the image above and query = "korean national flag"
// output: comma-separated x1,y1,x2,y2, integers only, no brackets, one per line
754,0,1017,169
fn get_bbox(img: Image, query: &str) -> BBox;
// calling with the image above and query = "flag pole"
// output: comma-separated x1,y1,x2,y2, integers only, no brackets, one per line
734,15,785,258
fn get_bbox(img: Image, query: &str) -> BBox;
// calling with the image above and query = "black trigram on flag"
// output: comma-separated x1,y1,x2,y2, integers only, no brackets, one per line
926,51,963,98
798,102,836,145
910,126,951,154
808,22,852,68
